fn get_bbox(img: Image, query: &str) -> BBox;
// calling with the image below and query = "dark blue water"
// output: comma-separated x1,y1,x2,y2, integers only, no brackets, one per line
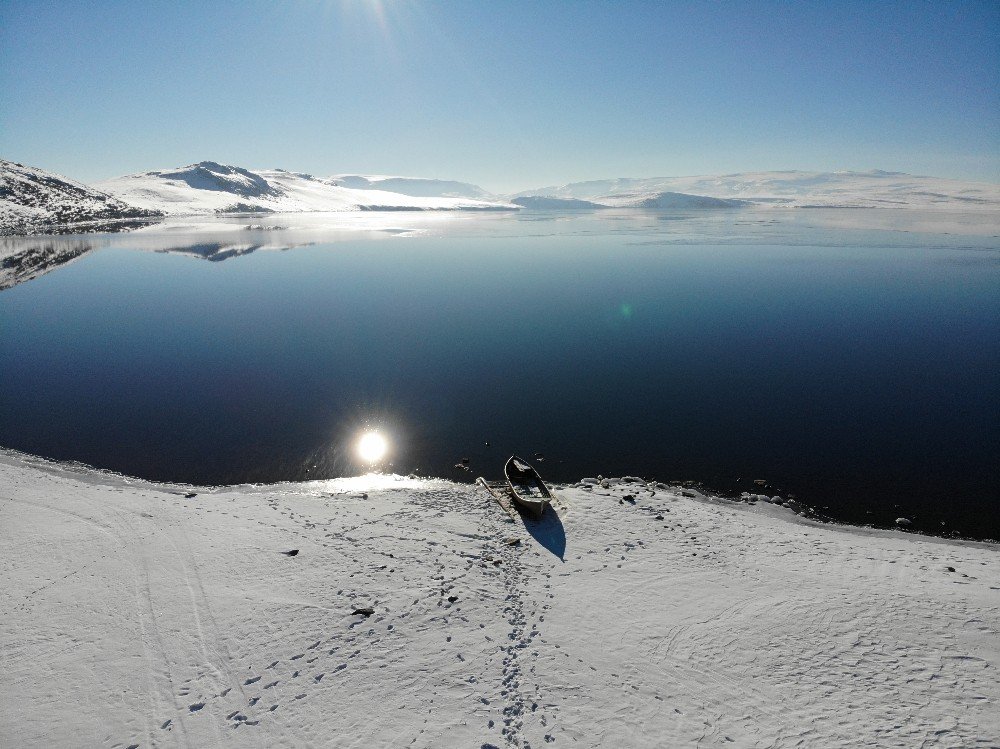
1,210,998,539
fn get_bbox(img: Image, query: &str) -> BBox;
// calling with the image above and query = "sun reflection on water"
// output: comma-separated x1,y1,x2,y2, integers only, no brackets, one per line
357,431,388,463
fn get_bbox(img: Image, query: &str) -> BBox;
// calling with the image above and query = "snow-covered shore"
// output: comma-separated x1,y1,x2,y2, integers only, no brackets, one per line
1,449,998,748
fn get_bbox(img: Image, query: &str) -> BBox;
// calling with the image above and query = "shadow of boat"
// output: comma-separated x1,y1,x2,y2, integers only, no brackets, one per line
518,502,566,562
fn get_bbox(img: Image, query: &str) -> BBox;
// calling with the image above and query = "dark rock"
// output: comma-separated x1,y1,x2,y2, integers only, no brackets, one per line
281,549,300,556
447,595,459,603
352,607,375,617
655,514,664,520
184,492,197,498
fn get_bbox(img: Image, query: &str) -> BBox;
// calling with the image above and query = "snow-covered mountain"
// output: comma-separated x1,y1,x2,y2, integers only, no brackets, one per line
329,175,492,200
94,161,514,216
0,159,162,235
514,170,1000,210
604,191,747,209
5,160,997,237
511,196,607,209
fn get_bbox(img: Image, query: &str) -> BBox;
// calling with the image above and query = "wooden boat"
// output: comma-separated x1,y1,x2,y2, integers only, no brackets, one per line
504,455,552,518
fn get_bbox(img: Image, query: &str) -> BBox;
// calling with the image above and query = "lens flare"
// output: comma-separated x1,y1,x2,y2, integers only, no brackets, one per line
357,431,388,463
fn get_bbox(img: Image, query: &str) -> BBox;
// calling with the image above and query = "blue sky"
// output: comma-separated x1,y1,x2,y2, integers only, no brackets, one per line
2,0,997,191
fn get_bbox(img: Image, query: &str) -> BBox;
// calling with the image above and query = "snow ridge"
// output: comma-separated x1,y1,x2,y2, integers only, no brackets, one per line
156,161,282,198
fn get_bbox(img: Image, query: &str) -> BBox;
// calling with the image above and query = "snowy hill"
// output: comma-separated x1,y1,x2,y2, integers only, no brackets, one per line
0,159,162,235
2,449,999,747
330,175,492,200
515,170,1000,210
511,196,607,209
95,162,514,216
603,191,747,209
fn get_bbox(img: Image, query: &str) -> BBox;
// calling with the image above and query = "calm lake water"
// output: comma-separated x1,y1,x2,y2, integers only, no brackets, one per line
2,209,998,539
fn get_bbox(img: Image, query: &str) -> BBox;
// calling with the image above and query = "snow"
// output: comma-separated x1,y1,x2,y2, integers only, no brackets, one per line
0,159,161,236
510,196,606,210
513,170,1000,210
599,191,747,209
2,448,997,748
330,175,493,201
93,162,516,217
6,161,998,236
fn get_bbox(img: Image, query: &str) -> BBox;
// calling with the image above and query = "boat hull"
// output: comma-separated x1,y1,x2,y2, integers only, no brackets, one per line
504,455,552,519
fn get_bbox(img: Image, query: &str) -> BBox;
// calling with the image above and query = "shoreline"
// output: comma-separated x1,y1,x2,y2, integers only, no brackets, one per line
3,445,995,552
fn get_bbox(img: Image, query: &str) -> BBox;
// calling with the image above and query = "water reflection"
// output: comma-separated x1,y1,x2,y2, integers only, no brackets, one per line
357,432,389,463
0,213,455,290
2,208,998,540
3,208,997,292
0,237,104,291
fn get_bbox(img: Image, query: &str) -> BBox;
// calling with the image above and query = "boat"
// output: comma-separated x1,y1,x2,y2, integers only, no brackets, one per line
504,455,552,518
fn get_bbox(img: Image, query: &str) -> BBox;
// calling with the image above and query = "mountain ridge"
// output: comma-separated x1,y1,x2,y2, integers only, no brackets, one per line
4,159,998,236
92,161,515,217
512,170,1000,209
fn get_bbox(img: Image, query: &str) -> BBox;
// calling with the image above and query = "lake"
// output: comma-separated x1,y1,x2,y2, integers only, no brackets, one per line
1,209,998,539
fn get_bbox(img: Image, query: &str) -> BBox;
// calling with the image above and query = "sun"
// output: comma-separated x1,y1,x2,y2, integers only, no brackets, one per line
357,431,388,463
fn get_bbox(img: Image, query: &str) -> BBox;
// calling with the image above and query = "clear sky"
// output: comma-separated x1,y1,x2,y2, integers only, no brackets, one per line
2,0,998,192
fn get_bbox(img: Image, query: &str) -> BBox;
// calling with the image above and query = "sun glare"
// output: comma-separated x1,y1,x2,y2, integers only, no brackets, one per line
357,431,388,463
